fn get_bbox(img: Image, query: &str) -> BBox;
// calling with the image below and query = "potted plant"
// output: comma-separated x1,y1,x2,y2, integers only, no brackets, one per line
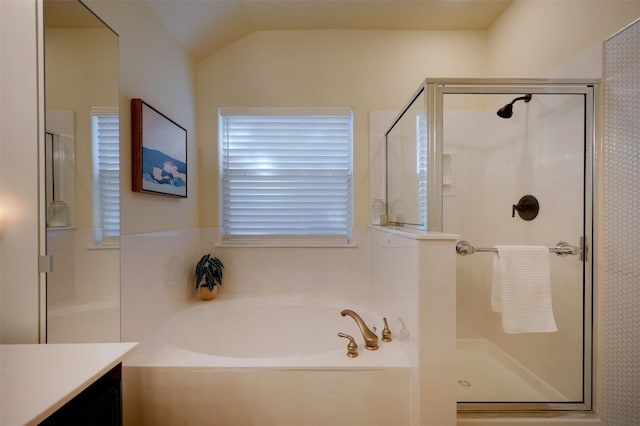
195,253,224,300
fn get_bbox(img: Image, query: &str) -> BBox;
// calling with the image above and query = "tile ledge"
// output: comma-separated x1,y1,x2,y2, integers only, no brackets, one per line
369,225,459,241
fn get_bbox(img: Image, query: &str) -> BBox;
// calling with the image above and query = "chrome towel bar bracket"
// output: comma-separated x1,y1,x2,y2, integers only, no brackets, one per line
455,240,578,256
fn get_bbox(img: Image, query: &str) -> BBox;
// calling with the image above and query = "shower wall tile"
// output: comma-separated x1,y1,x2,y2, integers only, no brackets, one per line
602,18,640,425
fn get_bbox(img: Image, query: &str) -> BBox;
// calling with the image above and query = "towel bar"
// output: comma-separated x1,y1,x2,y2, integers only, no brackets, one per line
455,240,578,256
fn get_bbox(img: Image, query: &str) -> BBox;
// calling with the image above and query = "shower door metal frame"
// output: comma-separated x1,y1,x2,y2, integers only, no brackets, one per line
425,79,598,413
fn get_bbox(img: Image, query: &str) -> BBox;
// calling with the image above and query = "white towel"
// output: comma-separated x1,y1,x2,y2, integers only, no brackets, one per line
491,245,558,334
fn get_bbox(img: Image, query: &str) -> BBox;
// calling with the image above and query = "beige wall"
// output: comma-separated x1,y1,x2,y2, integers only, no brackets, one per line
486,0,640,77
197,30,487,228
86,0,198,235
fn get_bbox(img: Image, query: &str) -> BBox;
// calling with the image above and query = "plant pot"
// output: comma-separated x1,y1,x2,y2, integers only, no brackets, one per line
199,285,219,301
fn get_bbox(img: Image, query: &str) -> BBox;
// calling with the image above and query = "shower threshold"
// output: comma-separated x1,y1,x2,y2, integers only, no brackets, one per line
457,338,569,403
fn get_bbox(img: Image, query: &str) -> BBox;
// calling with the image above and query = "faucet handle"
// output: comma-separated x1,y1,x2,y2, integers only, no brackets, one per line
338,332,359,358
382,317,392,342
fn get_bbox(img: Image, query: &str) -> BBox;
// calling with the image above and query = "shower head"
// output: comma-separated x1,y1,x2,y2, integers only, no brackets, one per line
497,94,532,119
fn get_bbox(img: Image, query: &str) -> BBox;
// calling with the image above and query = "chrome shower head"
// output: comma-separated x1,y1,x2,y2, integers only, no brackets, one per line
497,94,532,119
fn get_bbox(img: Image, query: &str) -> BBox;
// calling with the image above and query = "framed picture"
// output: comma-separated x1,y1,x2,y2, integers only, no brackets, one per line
131,98,187,198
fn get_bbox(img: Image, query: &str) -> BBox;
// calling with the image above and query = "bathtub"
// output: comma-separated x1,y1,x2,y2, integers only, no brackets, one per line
123,294,414,425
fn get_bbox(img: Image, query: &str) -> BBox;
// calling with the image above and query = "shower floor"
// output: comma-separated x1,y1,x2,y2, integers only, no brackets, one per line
457,338,568,402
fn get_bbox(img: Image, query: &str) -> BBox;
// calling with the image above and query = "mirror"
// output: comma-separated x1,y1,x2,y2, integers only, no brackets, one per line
44,0,120,342
385,88,427,229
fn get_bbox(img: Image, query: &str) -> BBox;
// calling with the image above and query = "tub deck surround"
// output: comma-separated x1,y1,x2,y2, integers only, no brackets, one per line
125,367,412,426
0,342,137,426
123,294,412,425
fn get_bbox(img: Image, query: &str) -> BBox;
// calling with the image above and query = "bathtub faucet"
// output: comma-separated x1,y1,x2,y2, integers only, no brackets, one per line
340,309,379,350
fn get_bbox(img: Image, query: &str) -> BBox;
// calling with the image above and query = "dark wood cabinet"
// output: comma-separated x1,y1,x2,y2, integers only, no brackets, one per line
40,364,122,426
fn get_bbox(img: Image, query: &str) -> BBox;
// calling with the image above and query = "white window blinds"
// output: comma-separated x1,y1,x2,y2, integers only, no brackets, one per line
91,108,120,245
417,111,427,226
219,107,353,243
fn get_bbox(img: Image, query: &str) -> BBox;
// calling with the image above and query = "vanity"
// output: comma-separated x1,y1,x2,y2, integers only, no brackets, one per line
0,343,137,425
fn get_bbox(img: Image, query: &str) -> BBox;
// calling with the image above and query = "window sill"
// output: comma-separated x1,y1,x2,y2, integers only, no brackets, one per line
86,243,120,251
215,241,358,248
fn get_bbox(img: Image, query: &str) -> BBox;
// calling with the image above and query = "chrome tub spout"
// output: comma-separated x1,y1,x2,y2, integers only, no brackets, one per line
340,309,379,350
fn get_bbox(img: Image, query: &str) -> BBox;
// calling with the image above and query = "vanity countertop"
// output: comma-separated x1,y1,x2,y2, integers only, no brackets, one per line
0,342,137,426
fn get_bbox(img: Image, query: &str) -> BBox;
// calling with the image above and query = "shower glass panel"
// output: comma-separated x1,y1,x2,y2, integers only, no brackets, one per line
386,79,596,412
385,87,427,229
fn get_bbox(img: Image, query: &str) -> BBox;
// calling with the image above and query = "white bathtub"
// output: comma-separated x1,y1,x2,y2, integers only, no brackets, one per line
123,295,414,425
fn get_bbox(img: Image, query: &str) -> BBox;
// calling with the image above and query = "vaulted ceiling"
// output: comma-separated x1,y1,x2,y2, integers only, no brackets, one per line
144,0,513,60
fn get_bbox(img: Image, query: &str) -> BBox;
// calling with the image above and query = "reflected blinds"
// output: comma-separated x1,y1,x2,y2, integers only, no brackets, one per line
417,111,427,225
91,108,120,245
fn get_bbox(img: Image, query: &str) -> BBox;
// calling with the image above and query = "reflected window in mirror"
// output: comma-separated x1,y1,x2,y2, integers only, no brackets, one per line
91,108,120,246
416,111,427,225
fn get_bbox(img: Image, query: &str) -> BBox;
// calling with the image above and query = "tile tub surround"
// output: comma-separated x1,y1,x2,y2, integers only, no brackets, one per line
199,226,372,298
120,229,202,341
121,226,457,425
123,294,411,425
125,367,411,426
121,227,372,341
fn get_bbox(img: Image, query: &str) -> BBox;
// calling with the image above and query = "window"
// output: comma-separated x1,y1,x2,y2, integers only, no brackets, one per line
91,108,120,245
219,107,353,244
417,111,427,225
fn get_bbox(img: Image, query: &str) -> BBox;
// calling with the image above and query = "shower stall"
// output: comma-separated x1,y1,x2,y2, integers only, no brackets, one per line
385,79,597,412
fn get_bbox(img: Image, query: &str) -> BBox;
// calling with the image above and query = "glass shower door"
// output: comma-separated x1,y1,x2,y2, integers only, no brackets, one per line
434,83,595,411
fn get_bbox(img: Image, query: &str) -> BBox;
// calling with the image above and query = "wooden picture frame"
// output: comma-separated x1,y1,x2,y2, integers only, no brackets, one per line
131,98,187,198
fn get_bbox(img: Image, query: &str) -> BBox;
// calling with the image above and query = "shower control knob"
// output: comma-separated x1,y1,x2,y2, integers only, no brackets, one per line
512,194,539,221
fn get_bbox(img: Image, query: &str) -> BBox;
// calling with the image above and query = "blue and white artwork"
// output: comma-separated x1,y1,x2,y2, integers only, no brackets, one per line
141,103,187,197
